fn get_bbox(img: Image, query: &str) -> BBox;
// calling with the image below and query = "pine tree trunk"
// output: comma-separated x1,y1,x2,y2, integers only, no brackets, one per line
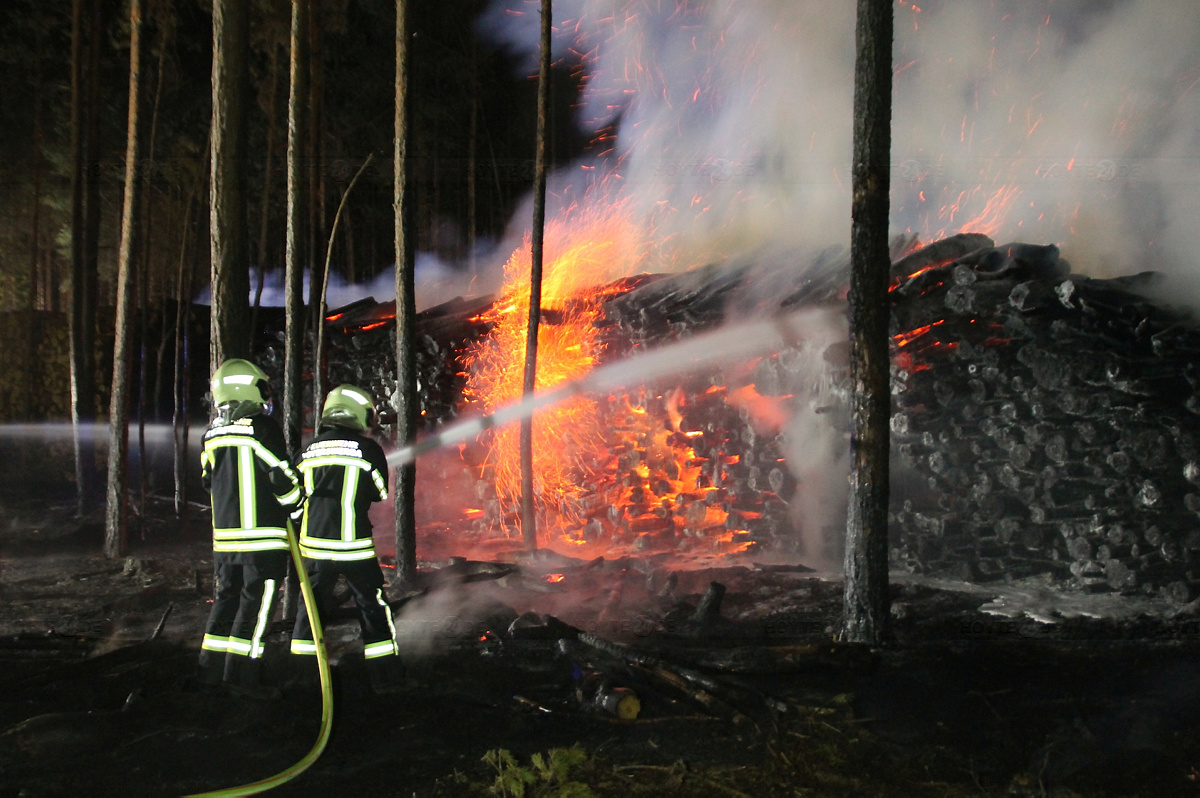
69,0,85,503
210,0,251,368
137,15,168,511
281,0,312,622
307,0,325,338
70,0,103,515
314,154,374,422
467,70,477,275
392,0,418,589
519,0,552,551
284,0,310,457
841,0,894,645
30,51,44,311
252,49,281,343
105,0,144,560
173,136,208,523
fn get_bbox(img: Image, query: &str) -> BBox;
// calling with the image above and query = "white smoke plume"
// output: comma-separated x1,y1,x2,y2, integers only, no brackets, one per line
195,249,506,312
479,0,1200,290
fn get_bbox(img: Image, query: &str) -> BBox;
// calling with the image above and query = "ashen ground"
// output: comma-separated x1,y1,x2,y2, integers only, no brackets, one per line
3,490,1200,797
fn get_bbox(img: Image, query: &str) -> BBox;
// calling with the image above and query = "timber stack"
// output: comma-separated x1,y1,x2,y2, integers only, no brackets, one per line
298,233,1200,596
888,238,1200,600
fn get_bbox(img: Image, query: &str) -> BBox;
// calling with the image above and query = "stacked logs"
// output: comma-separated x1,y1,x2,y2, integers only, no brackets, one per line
303,234,1200,597
574,260,848,558
320,294,496,432
888,238,1200,599
572,382,798,558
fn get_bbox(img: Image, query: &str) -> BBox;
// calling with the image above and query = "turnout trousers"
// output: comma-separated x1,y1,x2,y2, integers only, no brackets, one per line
198,552,287,688
289,558,401,689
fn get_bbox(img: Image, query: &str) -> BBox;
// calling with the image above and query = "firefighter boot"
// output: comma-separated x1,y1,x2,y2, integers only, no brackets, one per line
282,654,321,692
224,655,281,700
196,652,226,687
366,655,407,695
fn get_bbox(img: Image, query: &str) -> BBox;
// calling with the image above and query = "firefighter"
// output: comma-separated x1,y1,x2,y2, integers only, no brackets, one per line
289,384,403,693
198,358,303,697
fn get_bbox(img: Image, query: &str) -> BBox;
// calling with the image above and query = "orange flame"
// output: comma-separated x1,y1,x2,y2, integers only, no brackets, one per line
957,184,1022,238
463,203,643,541
726,384,792,433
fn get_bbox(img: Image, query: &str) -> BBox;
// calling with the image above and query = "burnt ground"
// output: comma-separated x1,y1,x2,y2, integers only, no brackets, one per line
3,490,1200,797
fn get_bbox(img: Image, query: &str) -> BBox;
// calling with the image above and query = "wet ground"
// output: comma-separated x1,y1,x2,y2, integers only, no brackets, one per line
3,492,1200,797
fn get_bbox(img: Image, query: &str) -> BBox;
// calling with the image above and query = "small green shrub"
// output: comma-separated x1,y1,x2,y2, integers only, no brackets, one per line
483,745,593,798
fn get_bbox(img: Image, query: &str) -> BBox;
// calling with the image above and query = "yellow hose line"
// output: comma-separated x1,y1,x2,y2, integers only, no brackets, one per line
186,521,334,797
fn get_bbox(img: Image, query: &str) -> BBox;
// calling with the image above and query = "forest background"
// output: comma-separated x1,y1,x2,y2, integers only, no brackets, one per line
0,0,587,424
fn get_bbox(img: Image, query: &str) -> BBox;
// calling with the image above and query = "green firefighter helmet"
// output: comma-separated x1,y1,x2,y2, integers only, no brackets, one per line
321,384,376,431
210,358,271,410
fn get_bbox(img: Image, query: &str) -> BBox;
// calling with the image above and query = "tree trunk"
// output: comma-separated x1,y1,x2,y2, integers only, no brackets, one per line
30,49,44,311
314,154,374,422
307,0,325,338
69,0,84,503
252,49,281,343
467,73,477,275
29,38,45,441
519,0,552,551
841,0,894,646
284,0,309,456
281,0,312,622
83,0,102,315
210,0,251,368
70,0,103,516
105,0,144,560
137,14,168,513
173,137,208,524
392,0,418,589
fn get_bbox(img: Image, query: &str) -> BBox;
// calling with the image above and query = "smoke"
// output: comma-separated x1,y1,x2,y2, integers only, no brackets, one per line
479,0,1200,285
390,583,493,658
193,249,507,313
891,0,1200,292
479,0,857,267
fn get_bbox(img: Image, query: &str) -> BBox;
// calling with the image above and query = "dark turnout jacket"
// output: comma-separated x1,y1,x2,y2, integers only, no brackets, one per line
295,426,390,561
201,413,303,558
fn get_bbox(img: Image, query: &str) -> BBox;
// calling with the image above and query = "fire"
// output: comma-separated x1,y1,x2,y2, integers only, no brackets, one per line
456,192,766,559
463,203,643,542
725,384,792,434
956,185,1022,238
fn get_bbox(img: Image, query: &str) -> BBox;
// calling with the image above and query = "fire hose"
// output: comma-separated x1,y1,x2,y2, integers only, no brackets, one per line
186,520,334,797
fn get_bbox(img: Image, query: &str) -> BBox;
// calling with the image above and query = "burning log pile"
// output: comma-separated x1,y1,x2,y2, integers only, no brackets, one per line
889,236,1200,600
559,379,798,558
302,232,1200,596
572,262,852,560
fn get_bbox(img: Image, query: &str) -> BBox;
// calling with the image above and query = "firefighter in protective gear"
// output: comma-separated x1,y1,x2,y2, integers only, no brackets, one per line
289,385,402,692
198,358,302,695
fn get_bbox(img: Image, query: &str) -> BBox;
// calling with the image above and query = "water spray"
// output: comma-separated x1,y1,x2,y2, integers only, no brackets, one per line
385,307,833,469
0,422,178,443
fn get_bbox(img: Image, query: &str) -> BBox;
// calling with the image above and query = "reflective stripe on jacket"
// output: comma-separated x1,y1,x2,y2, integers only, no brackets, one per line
201,415,301,553
297,428,389,561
